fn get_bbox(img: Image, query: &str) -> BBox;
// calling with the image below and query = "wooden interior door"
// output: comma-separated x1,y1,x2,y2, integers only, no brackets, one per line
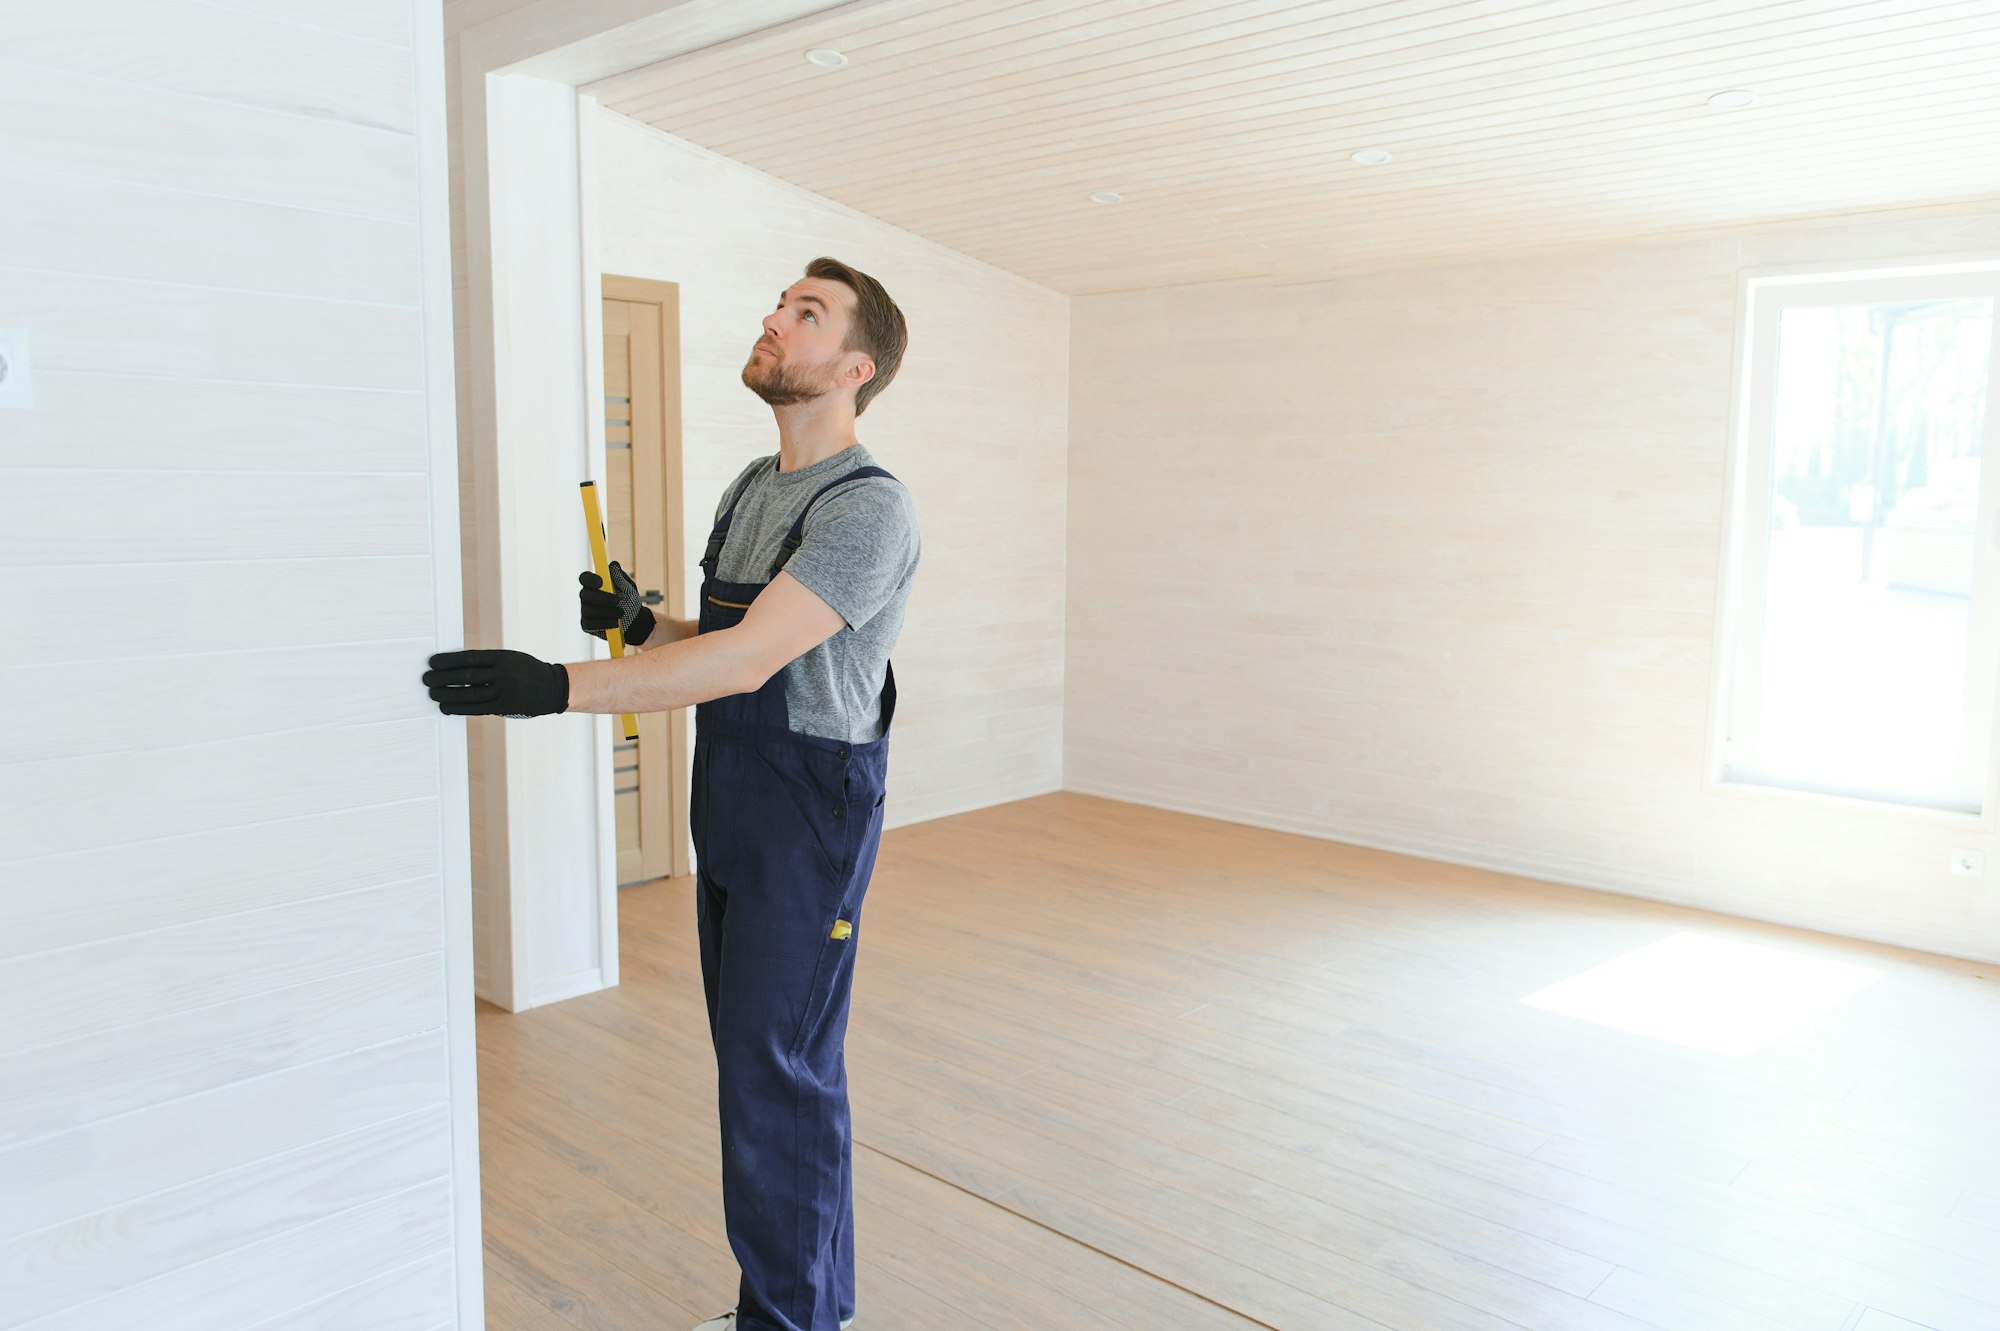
602,276,689,885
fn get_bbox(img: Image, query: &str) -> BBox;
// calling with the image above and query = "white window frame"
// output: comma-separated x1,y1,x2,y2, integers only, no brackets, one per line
1711,255,2000,824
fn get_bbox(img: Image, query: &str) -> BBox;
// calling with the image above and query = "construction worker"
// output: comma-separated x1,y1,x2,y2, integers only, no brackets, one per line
425,256,918,1331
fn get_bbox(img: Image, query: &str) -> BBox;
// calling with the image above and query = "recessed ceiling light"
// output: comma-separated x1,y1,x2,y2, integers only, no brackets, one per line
1089,190,1124,205
1708,88,1759,110
1350,148,1393,166
806,48,849,68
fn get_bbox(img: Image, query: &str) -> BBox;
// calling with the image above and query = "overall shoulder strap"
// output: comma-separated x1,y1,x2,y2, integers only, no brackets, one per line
774,466,900,574
701,458,776,574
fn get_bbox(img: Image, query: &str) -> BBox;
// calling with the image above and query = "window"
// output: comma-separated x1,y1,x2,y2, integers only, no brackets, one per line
1720,261,2000,815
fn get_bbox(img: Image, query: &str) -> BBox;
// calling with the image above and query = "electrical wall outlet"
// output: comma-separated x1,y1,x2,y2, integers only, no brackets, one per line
1950,849,1986,878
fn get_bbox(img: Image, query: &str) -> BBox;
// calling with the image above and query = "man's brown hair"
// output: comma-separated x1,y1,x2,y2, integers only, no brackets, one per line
805,256,907,417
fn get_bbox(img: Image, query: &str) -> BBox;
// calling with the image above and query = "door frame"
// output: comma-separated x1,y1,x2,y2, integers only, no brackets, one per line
414,2,481,1325
455,0,859,1022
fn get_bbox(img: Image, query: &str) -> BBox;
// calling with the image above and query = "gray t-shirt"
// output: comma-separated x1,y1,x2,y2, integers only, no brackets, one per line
709,444,919,743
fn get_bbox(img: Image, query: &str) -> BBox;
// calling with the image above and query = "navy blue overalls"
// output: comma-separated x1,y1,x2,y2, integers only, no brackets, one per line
688,464,899,1331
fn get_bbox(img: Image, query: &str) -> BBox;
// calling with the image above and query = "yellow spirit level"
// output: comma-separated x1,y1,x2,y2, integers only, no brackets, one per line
579,481,640,743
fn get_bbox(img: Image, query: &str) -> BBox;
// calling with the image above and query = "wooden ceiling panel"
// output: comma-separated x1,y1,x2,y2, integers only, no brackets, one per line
948,86,2000,247
810,18,1998,196
710,0,1856,172
585,0,2000,293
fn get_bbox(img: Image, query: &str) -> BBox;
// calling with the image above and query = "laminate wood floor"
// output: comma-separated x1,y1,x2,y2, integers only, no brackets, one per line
477,792,2000,1331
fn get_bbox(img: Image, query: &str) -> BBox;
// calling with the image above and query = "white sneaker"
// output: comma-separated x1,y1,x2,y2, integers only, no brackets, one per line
690,1311,854,1330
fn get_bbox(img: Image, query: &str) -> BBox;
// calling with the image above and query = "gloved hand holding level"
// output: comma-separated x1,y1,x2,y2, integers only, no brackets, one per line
579,559,656,645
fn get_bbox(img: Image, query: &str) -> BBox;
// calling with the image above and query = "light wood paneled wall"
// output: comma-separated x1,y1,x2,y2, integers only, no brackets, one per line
594,109,1070,831
0,1,474,1327
1067,203,2000,967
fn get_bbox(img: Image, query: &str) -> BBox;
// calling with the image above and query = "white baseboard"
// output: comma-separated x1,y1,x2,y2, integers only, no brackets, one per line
1061,777,2000,969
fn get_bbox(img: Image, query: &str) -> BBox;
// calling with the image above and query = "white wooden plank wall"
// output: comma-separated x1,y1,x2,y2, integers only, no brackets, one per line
0,1,467,1327
1066,202,2000,967
593,110,1071,830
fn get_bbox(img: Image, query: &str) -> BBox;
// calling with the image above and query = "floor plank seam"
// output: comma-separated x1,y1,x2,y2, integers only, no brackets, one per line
854,1137,1285,1331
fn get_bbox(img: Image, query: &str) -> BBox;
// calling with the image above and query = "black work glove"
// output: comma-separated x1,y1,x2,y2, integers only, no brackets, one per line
579,560,655,645
424,649,569,718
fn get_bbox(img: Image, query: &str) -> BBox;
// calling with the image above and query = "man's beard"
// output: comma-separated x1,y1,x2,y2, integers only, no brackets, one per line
741,353,838,407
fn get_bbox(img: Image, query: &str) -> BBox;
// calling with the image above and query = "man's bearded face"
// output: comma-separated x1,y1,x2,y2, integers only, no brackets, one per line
741,341,841,406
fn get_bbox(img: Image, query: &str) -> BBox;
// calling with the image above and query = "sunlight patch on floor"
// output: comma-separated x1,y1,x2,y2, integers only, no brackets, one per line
1521,931,1885,1056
